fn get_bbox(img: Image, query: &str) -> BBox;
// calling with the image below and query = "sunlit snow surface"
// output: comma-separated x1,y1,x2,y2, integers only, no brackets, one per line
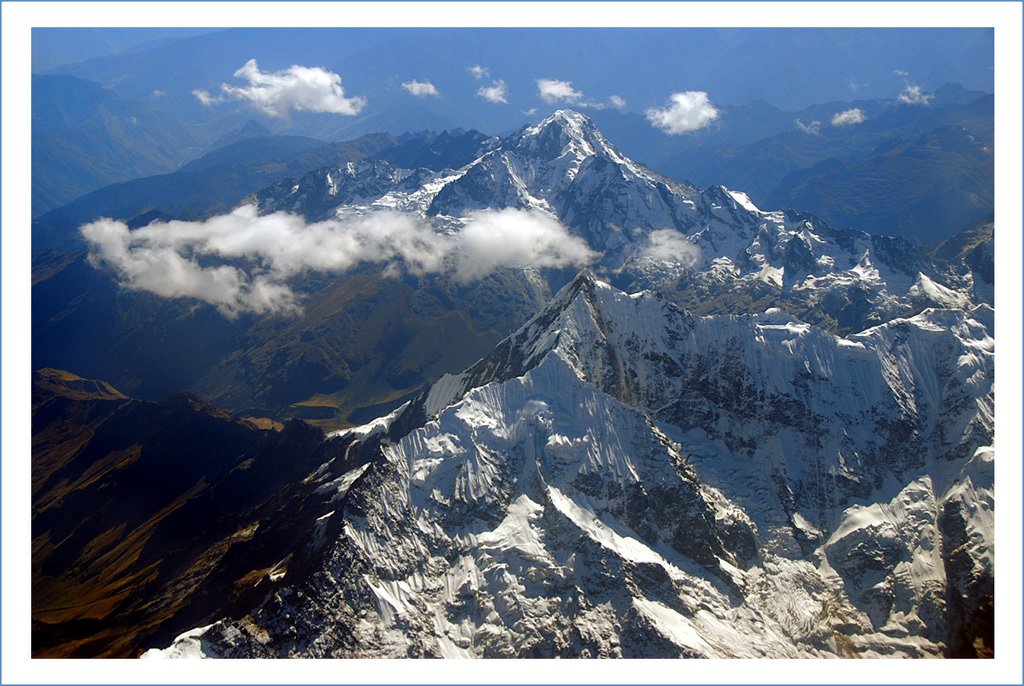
141,624,221,659
158,274,993,658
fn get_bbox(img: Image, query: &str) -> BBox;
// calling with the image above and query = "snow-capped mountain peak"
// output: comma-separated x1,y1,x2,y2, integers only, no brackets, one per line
427,110,703,253
509,109,634,170
247,110,985,335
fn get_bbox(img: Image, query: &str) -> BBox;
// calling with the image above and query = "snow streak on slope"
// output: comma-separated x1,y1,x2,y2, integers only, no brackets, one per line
155,273,994,658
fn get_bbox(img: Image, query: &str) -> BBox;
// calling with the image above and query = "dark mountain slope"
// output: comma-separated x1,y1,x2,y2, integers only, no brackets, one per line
32,253,551,429
768,125,993,243
31,368,377,658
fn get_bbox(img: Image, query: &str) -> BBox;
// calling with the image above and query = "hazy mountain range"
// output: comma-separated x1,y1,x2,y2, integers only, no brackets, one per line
33,27,993,240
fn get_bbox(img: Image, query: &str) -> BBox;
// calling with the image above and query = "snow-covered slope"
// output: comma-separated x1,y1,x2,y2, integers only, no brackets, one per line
254,160,445,220
622,196,976,334
150,273,994,658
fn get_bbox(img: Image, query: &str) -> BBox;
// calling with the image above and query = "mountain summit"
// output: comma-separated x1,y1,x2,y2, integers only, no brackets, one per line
428,110,703,254
505,109,630,168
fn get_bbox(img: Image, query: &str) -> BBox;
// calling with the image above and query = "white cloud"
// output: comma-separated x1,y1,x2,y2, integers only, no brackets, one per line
894,69,909,77
898,83,934,106
152,89,166,98
477,80,508,104
402,80,440,98
192,59,366,119
193,88,218,106
795,118,821,135
82,206,594,317
645,91,719,135
453,209,596,283
523,108,538,116
638,229,701,267
80,213,302,317
537,78,583,104
609,95,626,108
468,64,489,80
830,108,866,127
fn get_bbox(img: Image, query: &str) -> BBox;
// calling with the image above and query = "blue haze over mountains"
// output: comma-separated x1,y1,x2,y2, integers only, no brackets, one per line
33,27,993,245
38,28,993,127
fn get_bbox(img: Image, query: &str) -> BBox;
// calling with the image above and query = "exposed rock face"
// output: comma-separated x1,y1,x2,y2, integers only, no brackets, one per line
151,273,993,659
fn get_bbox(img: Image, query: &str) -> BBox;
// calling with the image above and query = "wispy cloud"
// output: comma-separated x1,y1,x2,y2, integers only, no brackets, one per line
193,89,218,106
402,80,440,98
151,89,166,98
894,69,909,77
831,108,865,127
453,209,597,282
477,79,508,104
193,59,365,119
637,229,701,267
537,78,583,104
82,206,594,317
468,64,489,80
794,118,821,135
645,91,719,134
574,94,626,111
846,78,866,93
898,83,933,106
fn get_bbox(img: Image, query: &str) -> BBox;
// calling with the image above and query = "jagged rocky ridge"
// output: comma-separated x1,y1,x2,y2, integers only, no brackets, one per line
149,272,994,658
250,110,987,335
